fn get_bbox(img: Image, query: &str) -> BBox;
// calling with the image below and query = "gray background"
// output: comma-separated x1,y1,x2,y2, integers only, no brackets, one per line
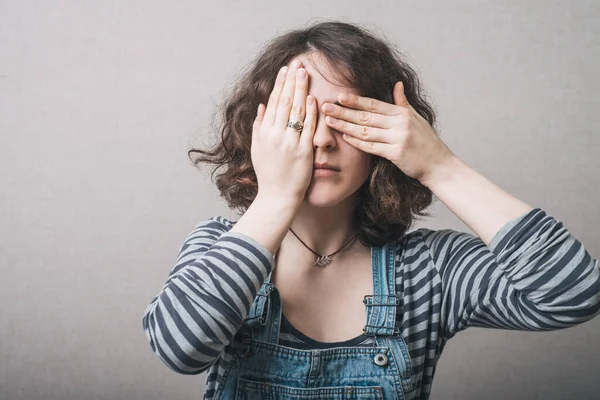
1,1,599,399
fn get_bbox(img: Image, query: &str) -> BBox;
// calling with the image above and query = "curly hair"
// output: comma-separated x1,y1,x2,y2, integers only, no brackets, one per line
188,20,439,247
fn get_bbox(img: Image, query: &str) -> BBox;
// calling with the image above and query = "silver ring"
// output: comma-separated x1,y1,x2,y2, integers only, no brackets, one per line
287,120,303,132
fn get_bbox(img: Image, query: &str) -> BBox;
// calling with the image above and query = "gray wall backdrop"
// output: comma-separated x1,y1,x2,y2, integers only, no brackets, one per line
2,1,599,399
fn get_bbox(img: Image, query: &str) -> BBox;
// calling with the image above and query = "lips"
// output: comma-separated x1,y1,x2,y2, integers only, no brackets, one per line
313,168,338,177
313,163,340,171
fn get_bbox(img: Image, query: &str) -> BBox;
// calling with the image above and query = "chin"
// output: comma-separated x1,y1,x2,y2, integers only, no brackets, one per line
303,184,351,208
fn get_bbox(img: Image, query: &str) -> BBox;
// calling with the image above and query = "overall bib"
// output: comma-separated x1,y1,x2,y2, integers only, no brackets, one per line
213,242,415,399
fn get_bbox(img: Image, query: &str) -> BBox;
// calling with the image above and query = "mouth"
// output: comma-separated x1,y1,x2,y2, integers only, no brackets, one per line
313,165,340,171
313,168,339,177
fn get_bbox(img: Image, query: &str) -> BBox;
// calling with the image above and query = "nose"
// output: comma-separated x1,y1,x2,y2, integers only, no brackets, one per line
312,111,337,151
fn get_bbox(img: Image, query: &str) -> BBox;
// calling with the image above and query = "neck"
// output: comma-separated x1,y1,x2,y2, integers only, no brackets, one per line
284,193,360,256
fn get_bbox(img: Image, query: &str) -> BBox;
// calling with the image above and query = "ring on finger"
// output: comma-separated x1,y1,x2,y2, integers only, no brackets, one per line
287,120,304,132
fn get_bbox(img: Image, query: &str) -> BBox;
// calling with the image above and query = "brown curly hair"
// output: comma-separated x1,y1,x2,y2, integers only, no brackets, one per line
188,20,439,247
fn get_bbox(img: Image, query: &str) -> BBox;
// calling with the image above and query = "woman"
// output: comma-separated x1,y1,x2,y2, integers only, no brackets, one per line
142,21,600,399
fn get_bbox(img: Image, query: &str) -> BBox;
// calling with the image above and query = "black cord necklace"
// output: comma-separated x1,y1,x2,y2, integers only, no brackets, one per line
289,228,358,267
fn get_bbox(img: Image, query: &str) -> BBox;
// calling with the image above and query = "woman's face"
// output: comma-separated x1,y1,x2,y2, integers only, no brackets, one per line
288,53,372,208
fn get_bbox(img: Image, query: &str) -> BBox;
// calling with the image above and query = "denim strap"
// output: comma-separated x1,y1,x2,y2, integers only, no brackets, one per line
363,242,400,336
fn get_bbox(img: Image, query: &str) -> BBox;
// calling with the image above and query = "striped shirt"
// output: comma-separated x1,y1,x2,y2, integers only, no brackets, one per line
142,208,600,399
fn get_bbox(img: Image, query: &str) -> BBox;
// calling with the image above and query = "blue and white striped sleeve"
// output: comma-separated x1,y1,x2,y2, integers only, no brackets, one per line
419,208,600,339
141,216,275,374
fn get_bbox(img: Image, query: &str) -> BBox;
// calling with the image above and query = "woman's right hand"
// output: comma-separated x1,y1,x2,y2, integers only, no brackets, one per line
251,60,317,203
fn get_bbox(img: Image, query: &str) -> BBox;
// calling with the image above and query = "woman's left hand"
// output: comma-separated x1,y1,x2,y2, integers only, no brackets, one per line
323,81,455,185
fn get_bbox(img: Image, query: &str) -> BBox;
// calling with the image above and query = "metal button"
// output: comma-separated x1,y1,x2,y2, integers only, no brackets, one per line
373,353,388,366
239,345,253,358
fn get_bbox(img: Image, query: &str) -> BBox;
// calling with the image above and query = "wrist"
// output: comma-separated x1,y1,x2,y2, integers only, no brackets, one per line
255,191,303,212
420,154,464,190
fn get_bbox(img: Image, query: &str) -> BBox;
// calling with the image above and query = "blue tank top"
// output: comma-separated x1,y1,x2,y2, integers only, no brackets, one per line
278,311,374,349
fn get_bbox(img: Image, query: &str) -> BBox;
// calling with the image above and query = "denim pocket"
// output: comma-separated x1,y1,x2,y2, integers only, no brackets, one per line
235,378,385,400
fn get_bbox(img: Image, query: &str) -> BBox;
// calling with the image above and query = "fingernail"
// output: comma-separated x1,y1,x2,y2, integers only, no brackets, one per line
340,93,350,102
307,96,313,105
323,103,335,113
298,68,306,79
326,116,338,124
292,60,301,69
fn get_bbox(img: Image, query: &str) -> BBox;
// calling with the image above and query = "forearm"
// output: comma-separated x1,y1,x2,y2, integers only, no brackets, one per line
422,155,534,246
142,217,278,374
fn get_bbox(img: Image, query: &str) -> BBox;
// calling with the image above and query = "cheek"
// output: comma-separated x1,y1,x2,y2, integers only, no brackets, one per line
340,138,361,154
357,156,372,181
345,147,371,167
344,152,372,183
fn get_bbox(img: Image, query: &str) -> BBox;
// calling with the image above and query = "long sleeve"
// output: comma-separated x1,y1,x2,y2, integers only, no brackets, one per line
141,216,275,374
419,208,600,339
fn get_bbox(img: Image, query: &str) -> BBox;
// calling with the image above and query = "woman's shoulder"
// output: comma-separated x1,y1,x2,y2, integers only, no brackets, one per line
394,227,440,246
190,215,239,232
391,226,462,258
398,225,482,246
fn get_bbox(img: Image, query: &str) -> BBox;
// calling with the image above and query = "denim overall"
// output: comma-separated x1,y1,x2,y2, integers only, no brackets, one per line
213,242,415,399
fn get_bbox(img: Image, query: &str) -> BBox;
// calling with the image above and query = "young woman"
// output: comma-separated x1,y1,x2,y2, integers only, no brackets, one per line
142,21,600,399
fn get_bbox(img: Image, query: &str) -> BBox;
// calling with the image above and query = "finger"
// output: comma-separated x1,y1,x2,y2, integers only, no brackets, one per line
252,103,265,136
393,81,419,115
299,95,317,150
322,102,393,129
342,132,390,158
325,116,390,143
393,81,412,109
337,92,400,116
263,66,289,127
274,60,302,130
287,67,308,139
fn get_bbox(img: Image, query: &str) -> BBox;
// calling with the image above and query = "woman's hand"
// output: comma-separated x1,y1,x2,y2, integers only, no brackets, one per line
251,60,317,203
322,81,456,185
